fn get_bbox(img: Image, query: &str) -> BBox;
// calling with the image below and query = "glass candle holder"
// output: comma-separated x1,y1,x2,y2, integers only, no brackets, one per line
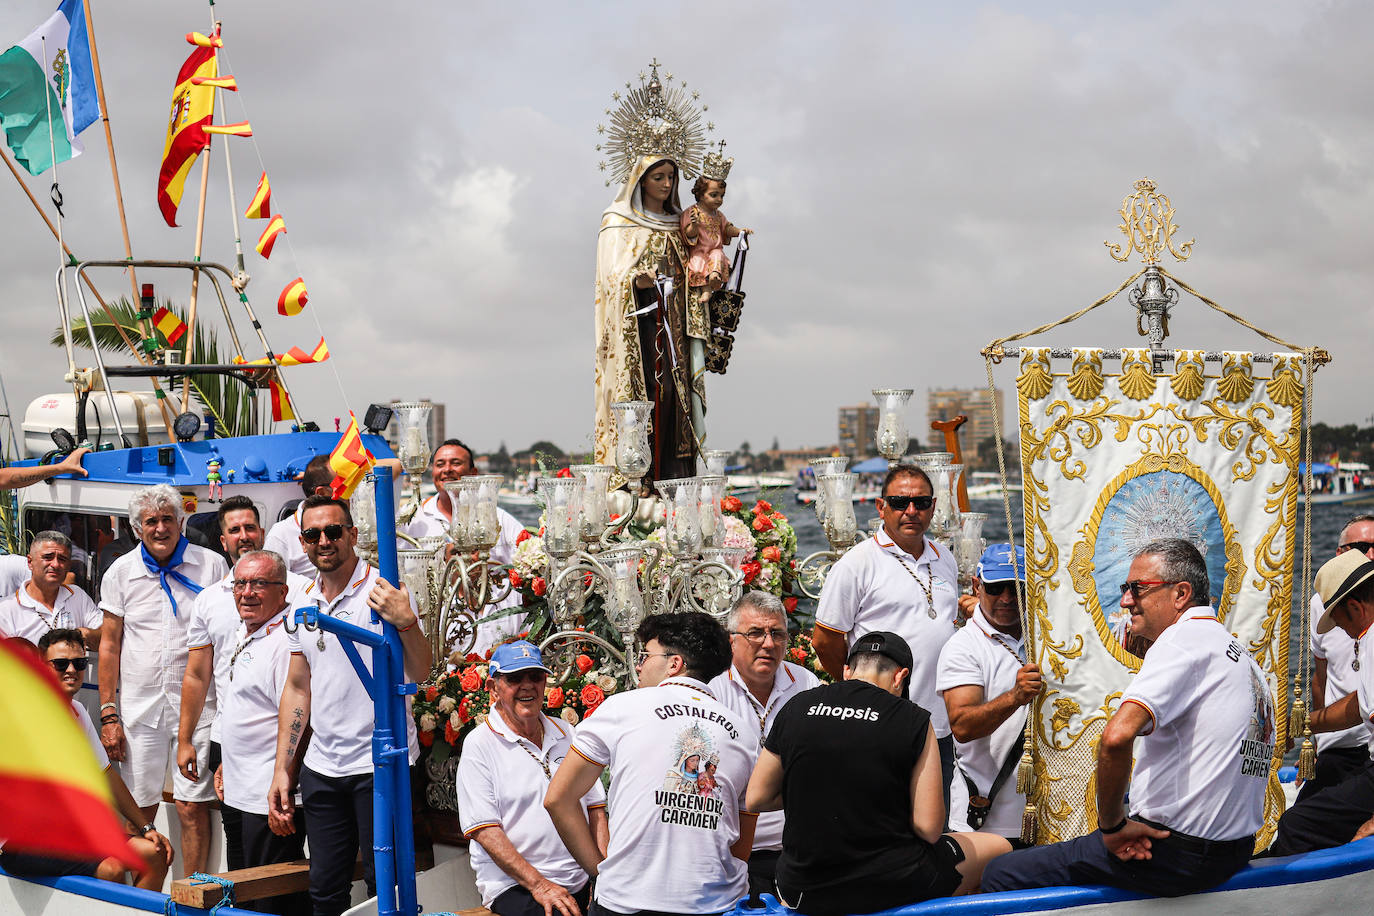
390,401,433,476
612,401,653,481
445,479,473,549
872,388,913,461
396,548,434,619
697,475,727,548
927,463,964,540
818,473,859,549
910,451,953,473
700,449,732,477
351,474,377,553
602,544,646,632
571,464,615,542
809,456,850,523
470,475,504,551
539,476,584,560
701,545,747,574
656,477,704,559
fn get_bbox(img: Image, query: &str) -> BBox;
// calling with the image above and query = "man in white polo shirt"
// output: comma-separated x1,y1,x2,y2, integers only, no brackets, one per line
546,612,757,916
178,496,312,871
812,465,960,813
982,539,1272,896
708,590,819,895
97,483,229,877
0,530,102,648
938,544,1041,844
458,640,607,916
269,495,431,916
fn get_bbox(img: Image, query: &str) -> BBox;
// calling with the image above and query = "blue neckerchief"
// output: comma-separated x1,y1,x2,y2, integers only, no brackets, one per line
140,536,205,618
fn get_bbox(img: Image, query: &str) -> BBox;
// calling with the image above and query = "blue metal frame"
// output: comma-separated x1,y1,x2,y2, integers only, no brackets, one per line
291,470,418,916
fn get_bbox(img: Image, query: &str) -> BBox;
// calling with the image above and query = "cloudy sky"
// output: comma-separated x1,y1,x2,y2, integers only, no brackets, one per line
1,0,1371,459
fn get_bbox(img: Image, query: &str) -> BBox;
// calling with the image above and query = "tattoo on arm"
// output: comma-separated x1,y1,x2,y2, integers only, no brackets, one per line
285,707,304,763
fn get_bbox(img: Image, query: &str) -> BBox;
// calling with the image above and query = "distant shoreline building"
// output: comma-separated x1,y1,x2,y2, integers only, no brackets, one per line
838,404,879,458
926,388,1004,467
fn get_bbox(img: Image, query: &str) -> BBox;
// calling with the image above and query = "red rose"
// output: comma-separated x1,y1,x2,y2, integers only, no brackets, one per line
465,653,483,663
742,561,761,584
508,570,523,588
458,696,473,724
770,512,784,522
722,495,743,512
752,515,773,532
516,527,532,545
444,720,459,746
556,467,573,478
424,685,438,702
547,687,565,708
754,499,773,513
532,576,547,597
576,654,594,674
460,669,481,692
581,684,606,709
418,728,435,747
790,647,806,662
784,596,798,613
762,545,781,562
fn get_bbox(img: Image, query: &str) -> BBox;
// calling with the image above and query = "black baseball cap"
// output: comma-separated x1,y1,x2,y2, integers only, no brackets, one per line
847,631,914,698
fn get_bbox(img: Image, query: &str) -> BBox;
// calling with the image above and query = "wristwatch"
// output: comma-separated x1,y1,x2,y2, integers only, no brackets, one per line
139,823,157,837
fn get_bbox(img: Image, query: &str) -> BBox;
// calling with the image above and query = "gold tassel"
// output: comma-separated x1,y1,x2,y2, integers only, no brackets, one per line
1299,733,1317,781
1290,697,1307,730
1015,746,1034,795
1021,801,1037,845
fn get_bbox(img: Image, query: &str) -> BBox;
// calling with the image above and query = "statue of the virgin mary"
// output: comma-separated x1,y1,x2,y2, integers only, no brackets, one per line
593,62,713,484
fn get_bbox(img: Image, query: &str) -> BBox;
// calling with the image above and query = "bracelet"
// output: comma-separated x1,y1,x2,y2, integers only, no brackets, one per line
397,615,418,633
100,702,118,712
1100,816,1129,835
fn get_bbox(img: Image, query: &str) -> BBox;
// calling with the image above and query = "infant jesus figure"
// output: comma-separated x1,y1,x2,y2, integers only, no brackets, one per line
680,174,751,307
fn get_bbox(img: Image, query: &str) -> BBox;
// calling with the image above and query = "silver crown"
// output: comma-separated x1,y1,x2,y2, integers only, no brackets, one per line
596,59,713,187
699,139,733,182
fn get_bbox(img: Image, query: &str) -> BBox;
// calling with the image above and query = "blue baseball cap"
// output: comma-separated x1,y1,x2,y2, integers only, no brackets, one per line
977,544,1025,583
488,640,552,677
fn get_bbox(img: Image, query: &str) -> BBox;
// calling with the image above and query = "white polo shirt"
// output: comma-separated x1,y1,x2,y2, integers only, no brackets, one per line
570,677,756,915
815,533,959,737
707,660,819,850
288,558,422,777
0,555,28,598
74,699,110,768
936,608,1027,838
457,707,606,906
220,611,292,815
1309,594,1368,753
0,582,102,644
1120,607,1274,841
263,506,314,578
99,543,229,729
187,571,312,742
1347,624,1374,753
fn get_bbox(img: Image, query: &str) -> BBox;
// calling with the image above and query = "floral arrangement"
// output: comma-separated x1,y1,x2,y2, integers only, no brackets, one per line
721,496,800,611
414,649,622,763
786,629,833,684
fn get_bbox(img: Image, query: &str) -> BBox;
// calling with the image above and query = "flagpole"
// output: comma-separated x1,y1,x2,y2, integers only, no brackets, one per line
82,0,177,433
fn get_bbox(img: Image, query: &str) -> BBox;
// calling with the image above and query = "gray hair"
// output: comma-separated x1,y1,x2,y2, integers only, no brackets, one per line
726,590,786,632
235,549,287,583
29,530,72,555
128,484,184,533
1137,538,1210,605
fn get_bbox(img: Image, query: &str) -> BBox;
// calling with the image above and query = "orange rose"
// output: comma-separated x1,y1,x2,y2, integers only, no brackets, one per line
444,720,459,746
532,576,547,597
424,685,439,702
581,684,606,709
754,500,772,513
790,647,806,662
458,696,473,724
576,654,594,674
459,669,481,692
546,686,565,708
762,546,781,562
722,495,743,512
509,570,523,588
516,528,532,545
753,515,774,532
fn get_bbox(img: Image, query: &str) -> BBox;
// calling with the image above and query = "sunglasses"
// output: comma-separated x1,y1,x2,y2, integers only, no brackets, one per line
49,657,89,673
301,524,347,543
981,580,1019,596
1339,541,1374,556
1119,580,1178,599
883,494,935,512
499,670,548,685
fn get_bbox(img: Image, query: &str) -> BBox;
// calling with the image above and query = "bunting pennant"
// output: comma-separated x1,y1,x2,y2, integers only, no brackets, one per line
231,338,329,367
157,39,217,226
244,171,271,219
269,375,294,422
328,412,375,498
255,215,286,258
0,641,146,872
203,120,250,137
277,277,308,316
190,75,237,91
186,31,222,48
152,306,188,345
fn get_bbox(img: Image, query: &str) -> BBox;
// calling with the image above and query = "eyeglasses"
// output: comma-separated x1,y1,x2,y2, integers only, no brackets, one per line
634,649,677,667
882,494,935,512
730,628,788,645
499,670,548,685
232,578,287,592
981,581,1019,596
48,657,89,673
1338,541,1374,556
1119,580,1178,599
301,524,346,543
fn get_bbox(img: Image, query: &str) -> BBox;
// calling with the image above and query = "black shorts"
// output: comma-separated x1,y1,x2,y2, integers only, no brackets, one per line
0,850,102,878
776,836,964,916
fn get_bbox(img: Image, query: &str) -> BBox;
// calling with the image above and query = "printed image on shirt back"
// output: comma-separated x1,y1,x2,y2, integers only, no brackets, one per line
656,722,725,829
1239,663,1276,778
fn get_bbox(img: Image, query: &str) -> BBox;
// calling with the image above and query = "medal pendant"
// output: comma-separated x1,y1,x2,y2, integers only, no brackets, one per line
1354,658,1360,671
317,633,327,652
928,607,937,620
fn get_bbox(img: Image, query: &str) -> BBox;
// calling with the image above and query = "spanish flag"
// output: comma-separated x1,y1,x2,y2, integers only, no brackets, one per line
244,171,271,219
186,30,222,48
204,120,251,137
277,277,308,316
328,412,375,499
231,338,329,367
190,75,237,91
157,39,217,226
256,215,286,258
0,641,145,871
269,375,294,422
153,306,188,346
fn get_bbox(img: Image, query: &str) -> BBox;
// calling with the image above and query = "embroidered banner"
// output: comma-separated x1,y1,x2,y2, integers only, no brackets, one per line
1016,346,1300,844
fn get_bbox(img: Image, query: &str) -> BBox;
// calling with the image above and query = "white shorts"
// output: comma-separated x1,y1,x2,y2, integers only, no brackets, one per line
119,709,216,807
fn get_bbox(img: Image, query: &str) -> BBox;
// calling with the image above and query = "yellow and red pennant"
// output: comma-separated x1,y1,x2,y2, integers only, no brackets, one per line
269,375,295,422
157,38,217,226
277,278,308,316
190,75,237,91
255,215,286,258
204,121,251,137
328,412,375,498
244,172,271,219
152,306,188,346
186,31,222,48
0,642,147,872
232,338,330,367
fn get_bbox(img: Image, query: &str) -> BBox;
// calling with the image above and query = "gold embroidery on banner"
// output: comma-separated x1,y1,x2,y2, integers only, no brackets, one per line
1215,353,1255,403
1266,355,1304,409
1018,350,1054,401
1066,350,1105,401
1117,352,1157,401
1170,349,1206,401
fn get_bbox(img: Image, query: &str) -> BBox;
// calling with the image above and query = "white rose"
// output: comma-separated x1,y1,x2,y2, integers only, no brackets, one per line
560,707,580,725
597,674,618,694
449,710,463,730
437,696,456,715
419,713,437,732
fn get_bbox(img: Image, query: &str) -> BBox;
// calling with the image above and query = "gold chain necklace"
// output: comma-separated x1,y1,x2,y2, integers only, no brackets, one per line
890,553,937,620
